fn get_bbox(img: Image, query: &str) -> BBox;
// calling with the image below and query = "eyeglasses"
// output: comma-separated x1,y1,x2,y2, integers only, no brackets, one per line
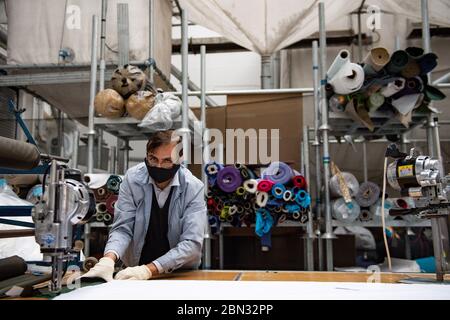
146,154,175,169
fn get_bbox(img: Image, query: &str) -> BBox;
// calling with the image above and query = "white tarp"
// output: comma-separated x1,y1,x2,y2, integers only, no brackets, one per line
179,0,450,55
6,0,172,77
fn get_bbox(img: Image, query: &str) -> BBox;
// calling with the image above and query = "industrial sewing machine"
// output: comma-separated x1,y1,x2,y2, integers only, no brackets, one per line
386,144,450,282
32,159,96,292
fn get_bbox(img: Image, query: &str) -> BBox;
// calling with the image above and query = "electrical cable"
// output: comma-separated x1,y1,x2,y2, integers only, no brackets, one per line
381,156,392,271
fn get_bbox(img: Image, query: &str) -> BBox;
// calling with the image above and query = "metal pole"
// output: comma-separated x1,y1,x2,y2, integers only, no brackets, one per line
200,45,211,269
111,146,117,174
72,129,79,169
97,129,103,169
261,54,272,89
362,141,368,183
86,15,98,258
149,0,155,82
124,139,130,171
304,126,314,271
272,51,281,89
312,40,324,271
181,8,190,165
319,2,334,271
57,110,64,157
99,0,107,90
117,4,130,67
357,9,363,63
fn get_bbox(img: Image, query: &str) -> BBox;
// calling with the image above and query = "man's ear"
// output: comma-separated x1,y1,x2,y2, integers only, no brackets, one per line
171,141,184,165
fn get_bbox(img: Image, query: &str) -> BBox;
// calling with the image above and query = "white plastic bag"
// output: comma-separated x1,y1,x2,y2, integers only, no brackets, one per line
138,92,182,130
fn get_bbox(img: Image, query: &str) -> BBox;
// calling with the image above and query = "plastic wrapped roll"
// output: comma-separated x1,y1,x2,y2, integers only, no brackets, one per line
243,179,258,194
329,94,347,113
363,47,390,72
94,89,125,118
271,183,286,199
391,77,423,100
261,162,293,185
370,198,395,223
0,136,40,170
106,175,122,194
380,78,406,97
332,198,361,223
0,256,28,281
355,181,380,207
295,190,311,209
327,49,350,80
111,65,147,98
257,179,274,193
106,194,118,215
216,166,242,193
330,172,360,198
103,213,113,225
125,90,155,120
292,175,307,189
96,213,104,222
26,184,43,204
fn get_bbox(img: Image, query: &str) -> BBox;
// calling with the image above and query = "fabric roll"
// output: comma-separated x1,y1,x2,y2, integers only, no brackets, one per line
94,89,125,118
391,77,423,100
256,191,269,207
216,166,242,193
243,179,258,194
5,174,39,186
355,181,381,207
205,162,224,176
344,98,375,131
327,49,350,80
271,183,286,199
0,256,28,281
285,203,301,214
261,162,293,185
235,186,246,196
385,50,409,75
106,194,118,215
125,90,155,120
418,53,438,75
0,136,41,170
367,92,385,112
283,190,293,202
405,47,424,58
96,202,107,214
257,179,274,192
295,190,311,209
255,208,273,237
359,209,373,222
83,174,110,189
400,59,421,79
392,93,423,116
425,85,446,101
363,47,390,72
329,62,365,95
93,187,110,202
380,78,406,97
106,175,122,194
332,198,361,223
292,175,307,189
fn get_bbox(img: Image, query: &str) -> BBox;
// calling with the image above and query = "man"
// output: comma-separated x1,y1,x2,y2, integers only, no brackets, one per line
82,130,206,281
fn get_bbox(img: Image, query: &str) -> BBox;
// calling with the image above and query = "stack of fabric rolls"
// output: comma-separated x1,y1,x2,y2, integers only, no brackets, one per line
327,46,446,138
205,161,311,250
83,174,122,226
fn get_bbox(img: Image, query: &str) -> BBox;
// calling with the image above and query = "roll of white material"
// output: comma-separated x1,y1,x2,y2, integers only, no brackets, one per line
327,49,350,80
380,78,406,97
329,62,365,95
332,198,361,223
83,174,110,189
330,172,360,198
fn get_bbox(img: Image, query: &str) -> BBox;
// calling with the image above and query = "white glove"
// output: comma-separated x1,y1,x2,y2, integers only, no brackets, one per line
80,257,115,282
115,265,152,280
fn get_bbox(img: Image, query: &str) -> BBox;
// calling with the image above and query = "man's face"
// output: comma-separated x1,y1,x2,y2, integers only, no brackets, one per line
146,142,181,169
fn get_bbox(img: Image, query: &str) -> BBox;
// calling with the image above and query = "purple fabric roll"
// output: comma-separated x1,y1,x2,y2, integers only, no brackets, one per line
418,53,438,75
216,166,243,193
261,162,293,185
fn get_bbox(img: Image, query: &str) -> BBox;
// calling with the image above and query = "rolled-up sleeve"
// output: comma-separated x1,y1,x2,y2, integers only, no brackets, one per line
155,184,207,273
104,174,136,259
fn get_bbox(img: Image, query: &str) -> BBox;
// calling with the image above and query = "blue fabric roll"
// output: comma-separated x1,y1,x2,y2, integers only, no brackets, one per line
271,183,286,199
262,161,293,185
415,257,435,273
255,208,274,237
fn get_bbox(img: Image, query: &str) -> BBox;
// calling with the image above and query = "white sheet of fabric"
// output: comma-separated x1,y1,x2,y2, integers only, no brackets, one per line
54,279,450,300
83,174,111,189
6,0,172,77
179,0,450,55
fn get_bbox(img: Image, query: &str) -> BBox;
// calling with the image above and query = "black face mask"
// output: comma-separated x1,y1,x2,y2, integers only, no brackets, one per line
144,158,180,184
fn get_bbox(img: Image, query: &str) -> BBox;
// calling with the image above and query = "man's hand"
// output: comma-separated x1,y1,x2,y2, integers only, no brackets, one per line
115,264,153,280
80,257,115,282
